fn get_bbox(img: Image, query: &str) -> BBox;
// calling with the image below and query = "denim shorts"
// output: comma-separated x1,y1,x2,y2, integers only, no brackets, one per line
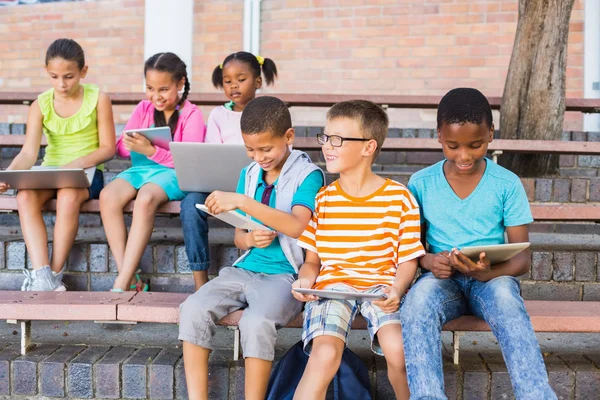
302,284,403,356
87,169,104,200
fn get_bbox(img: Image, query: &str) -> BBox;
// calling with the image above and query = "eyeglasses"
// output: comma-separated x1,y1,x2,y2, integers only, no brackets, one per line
316,133,372,148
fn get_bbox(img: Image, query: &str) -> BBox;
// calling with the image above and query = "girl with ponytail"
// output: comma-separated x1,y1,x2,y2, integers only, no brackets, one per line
100,52,205,292
205,51,278,144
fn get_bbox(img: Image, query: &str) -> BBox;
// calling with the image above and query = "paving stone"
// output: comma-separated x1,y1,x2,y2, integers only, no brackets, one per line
109,252,118,273
94,346,136,399
40,345,85,398
461,353,489,400
535,179,552,202
156,245,175,273
218,246,240,269
521,282,581,301
577,155,600,168
443,357,461,400
559,154,576,167
6,242,25,270
406,151,444,165
572,131,587,141
11,124,25,134
521,178,535,202
559,168,598,178
12,344,60,396
0,123,9,134
293,126,307,137
531,252,552,281
140,246,154,274
122,347,161,399
176,245,190,274
89,244,108,272
228,362,245,400
0,344,20,395
588,132,600,142
575,252,596,282
561,131,572,141
400,128,416,138
174,358,188,400
375,356,394,400
552,179,571,202
417,128,435,138
68,243,88,272
307,126,322,137
0,242,4,269
571,179,588,202
558,354,600,400
149,276,194,293
481,352,514,400
67,346,110,398
90,274,118,291
545,354,574,400
553,252,574,281
387,128,401,138
0,272,24,290
583,283,600,301
149,348,182,399
589,178,600,202
62,273,89,291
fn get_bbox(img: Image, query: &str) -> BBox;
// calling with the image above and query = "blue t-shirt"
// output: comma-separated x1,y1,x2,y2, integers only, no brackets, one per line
234,167,324,274
407,158,533,254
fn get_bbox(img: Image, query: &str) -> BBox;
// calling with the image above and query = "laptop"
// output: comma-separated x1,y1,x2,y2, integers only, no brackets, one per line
170,142,250,192
0,166,95,190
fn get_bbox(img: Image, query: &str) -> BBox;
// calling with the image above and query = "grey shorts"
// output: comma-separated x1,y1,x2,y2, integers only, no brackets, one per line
178,267,302,361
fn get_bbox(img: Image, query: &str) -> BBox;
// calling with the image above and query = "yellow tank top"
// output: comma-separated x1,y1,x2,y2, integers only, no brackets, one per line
38,83,103,170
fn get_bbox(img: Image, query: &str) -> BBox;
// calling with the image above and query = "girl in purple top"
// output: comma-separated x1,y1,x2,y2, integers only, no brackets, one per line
100,52,205,292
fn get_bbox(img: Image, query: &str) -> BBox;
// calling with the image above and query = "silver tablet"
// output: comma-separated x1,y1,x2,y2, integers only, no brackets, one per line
124,126,172,149
293,288,387,302
196,204,270,231
459,242,530,264
0,168,91,190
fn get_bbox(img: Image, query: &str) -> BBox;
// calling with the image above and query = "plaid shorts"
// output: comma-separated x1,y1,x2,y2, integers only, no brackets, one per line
302,284,403,356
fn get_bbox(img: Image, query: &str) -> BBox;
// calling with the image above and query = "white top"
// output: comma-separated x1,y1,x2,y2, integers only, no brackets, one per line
205,105,243,144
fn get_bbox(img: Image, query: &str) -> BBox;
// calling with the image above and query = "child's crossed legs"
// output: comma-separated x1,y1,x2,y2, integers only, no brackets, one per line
294,285,409,400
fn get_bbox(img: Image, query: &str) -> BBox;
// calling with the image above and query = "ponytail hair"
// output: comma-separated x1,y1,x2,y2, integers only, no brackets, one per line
144,52,190,137
46,38,85,70
211,51,278,89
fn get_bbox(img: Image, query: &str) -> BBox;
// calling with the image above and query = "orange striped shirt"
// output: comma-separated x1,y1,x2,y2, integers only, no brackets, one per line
298,179,425,291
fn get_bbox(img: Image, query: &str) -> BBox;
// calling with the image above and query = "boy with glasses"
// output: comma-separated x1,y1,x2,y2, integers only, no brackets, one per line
292,100,425,399
179,96,325,400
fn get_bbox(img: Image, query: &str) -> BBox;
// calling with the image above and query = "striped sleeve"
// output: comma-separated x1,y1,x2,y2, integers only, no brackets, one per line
397,189,426,264
297,187,324,254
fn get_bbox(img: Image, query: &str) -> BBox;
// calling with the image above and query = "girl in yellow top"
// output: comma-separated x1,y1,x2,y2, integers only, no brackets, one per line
0,38,116,291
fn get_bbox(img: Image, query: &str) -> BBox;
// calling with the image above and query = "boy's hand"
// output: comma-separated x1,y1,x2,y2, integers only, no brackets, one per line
0,182,10,194
205,191,244,214
291,279,318,302
425,252,454,279
450,249,491,278
372,285,401,313
245,229,277,248
123,132,156,157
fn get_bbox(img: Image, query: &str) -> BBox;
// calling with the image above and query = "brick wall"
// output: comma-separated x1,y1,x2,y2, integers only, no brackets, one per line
0,0,587,130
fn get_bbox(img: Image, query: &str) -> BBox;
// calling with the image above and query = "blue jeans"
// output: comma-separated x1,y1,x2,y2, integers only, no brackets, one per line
400,272,556,400
180,192,210,271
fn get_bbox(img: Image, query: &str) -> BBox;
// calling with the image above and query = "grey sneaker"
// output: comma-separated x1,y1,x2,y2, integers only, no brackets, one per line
52,267,65,283
23,266,66,292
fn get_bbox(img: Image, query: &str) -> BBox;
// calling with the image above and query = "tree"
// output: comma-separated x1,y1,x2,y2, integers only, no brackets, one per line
499,0,575,177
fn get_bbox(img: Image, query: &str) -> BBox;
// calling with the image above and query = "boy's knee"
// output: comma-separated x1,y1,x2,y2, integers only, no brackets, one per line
238,314,276,337
310,340,344,369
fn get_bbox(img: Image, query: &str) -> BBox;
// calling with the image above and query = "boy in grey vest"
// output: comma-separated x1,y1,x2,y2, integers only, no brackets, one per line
179,96,325,400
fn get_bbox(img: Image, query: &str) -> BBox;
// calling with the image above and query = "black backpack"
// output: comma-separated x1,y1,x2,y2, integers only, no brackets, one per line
266,341,372,400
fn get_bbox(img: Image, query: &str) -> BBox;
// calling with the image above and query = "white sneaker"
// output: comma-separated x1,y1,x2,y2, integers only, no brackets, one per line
22,266,66,292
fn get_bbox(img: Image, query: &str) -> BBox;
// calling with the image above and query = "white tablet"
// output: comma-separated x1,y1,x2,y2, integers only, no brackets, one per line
459,242,530,264
293,288,387,302
124,127,172,149
196,204,270,231
0,167,93,190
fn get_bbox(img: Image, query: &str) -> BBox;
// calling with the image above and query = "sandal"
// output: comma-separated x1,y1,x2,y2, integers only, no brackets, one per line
130,271,149,292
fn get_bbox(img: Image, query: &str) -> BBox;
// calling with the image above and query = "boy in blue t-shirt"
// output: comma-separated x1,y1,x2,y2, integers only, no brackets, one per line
178,96,324,400
401,88,556,399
